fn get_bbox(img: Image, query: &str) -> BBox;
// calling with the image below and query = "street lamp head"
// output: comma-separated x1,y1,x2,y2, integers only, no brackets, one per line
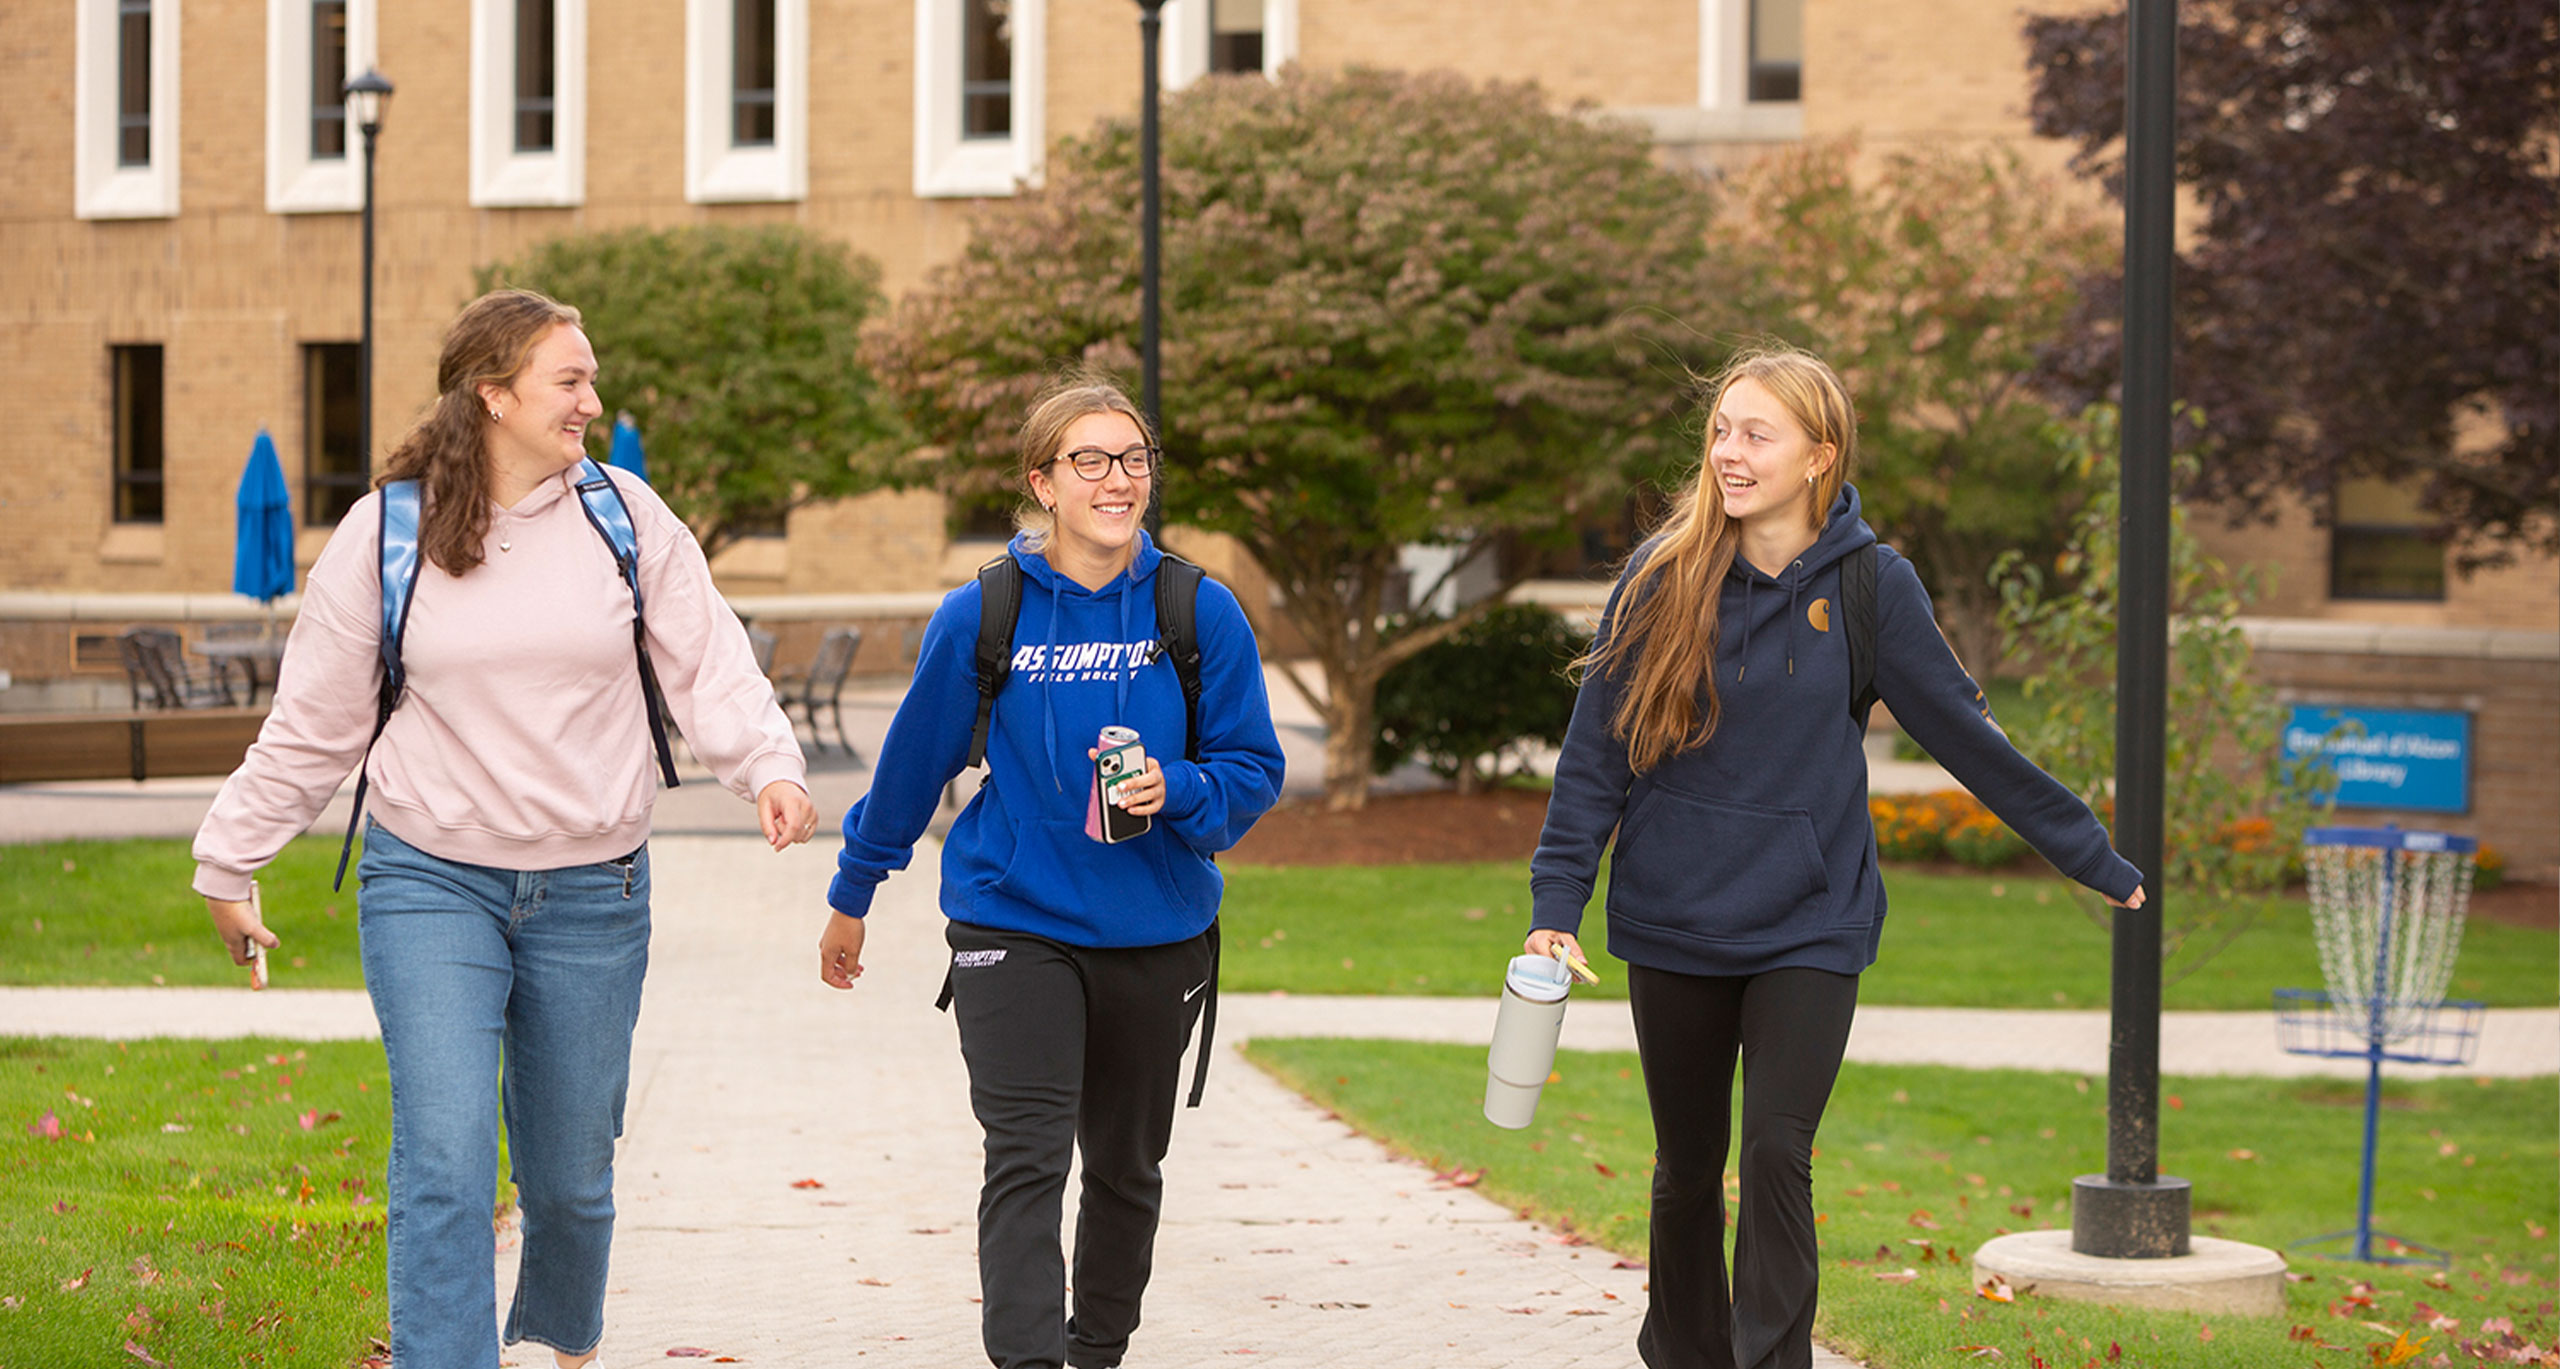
344,68,395,136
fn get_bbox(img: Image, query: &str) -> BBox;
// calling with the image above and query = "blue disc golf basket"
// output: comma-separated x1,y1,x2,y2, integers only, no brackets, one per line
2274,826,2483,1268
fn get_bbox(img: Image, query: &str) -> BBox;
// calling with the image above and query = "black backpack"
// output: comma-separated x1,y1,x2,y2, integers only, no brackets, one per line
965,550,1209,766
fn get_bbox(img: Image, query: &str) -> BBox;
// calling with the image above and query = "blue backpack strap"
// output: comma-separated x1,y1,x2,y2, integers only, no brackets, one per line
571,458,681,789
336,481,422,890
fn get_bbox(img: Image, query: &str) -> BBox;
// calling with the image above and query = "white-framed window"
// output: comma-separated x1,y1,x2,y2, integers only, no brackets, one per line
1700,0,1801,108
1161,0,1294,90
470,0,585,206
75,0,182,219
685,0,807,203
913,0,1045,198
266,0,376,213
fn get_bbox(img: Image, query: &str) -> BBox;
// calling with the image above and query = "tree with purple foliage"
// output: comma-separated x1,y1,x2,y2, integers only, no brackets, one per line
2022,0,2557,562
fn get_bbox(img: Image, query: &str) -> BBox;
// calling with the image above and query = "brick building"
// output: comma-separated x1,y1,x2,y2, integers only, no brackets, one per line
3,0,2552,869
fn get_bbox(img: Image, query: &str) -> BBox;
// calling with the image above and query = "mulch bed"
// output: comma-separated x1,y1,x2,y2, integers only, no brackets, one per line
1230,789,1549,866
1229,787,2558,932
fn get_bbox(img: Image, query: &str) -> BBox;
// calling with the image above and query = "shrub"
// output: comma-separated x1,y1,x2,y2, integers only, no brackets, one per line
2476,844,2507,892
1944,812,2030,868
1870,793,1948,861
1372,602,1586,793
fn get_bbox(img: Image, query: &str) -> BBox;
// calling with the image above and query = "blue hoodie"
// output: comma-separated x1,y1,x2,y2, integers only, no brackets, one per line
827,532,1286,948
1530,486,2142,978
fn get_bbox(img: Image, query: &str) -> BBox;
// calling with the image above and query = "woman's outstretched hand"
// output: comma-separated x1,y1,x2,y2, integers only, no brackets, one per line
817,912,866,989
760,780,819,852
2107,885,2147,910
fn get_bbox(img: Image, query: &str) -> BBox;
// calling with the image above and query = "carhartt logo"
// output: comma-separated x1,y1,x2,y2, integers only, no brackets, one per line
1807,597,1833,632
1182,979,1210,1002
953,949,1007,968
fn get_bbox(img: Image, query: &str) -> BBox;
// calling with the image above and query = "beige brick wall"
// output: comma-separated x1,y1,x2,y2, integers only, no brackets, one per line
5,0,2551,652
1302,0,1698,109
2191,499,2560,632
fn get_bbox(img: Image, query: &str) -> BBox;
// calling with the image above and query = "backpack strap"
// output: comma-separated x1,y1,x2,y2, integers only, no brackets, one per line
1154,553,1207,763
571,459,681,790
965,553,1025,769
1842,543,1880,729
336,480,423,890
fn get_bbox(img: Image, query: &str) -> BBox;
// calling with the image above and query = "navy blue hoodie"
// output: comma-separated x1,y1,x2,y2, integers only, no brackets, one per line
1530,486,2142,978
827,532,1285,948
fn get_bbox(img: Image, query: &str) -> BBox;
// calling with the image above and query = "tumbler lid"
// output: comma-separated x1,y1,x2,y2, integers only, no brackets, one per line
1504,953,1572,1004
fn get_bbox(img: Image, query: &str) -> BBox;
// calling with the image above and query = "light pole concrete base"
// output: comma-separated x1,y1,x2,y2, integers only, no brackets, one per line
1972,1230,2288,1318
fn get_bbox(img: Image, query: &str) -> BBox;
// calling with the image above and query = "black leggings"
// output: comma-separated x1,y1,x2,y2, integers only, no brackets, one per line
1627,963,1861,1369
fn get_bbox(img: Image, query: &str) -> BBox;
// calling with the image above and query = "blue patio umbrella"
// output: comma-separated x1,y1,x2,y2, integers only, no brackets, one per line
232,429,295,604
607,413,649,482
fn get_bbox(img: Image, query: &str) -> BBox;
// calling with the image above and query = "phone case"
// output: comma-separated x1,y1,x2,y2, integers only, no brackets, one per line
1093,739,1152,843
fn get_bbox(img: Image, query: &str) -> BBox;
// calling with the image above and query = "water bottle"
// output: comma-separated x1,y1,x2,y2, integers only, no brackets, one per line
1484,952,1573,1129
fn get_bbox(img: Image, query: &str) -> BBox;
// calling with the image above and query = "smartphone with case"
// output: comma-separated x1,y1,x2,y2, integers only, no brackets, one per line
1092,738,1153,843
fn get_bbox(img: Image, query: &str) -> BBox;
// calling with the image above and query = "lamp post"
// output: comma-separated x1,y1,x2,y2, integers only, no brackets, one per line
1134,0,1166,438
344,68,395,487
1133,1,1166,533
2070,0,2190,1260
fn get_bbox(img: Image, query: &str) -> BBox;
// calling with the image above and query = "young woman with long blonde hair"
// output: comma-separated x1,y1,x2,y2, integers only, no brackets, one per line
1527,347,2145,1369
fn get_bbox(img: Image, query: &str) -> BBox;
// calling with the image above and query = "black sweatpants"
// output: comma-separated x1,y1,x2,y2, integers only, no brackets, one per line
943,921,1217,1369
1627,963,1861,1369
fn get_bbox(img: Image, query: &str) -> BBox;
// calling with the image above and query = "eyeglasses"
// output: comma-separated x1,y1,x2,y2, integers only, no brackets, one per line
1050,445,1158,481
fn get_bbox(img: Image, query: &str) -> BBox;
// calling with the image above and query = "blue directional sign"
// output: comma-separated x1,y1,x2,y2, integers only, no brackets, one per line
2283,705,2472,815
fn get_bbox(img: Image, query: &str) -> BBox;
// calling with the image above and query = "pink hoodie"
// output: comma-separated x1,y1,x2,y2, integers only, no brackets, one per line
193,465,806,900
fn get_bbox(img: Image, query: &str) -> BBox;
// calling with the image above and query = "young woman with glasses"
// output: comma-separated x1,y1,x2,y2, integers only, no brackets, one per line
814,373,1285,1369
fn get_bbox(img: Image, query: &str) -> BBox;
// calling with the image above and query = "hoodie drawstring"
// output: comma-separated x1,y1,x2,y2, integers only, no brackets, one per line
1786,559,1803,677
1040,591,1064,792
1735,577,1754,682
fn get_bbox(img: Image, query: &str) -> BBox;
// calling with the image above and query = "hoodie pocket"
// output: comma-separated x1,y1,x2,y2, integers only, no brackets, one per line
1608,787,1830,944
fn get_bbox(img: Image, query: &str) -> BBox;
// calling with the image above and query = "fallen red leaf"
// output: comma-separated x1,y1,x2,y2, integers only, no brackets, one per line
1612,1259,1646,1270
1594,1162,1617,1178
790,1178,825,1189
61,1268,93,1292
123,1342,169,1367
28,1111,62,1140
665,1349,713,1359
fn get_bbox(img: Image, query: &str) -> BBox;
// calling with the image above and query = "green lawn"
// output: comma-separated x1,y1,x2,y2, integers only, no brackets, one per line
1246,1037,2560,1369
0,837,367,989
0,1035,399,1367
1216,861,2558,1010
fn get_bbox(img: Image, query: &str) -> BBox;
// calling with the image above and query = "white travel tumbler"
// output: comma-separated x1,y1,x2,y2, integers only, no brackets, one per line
1484,953,1573,1129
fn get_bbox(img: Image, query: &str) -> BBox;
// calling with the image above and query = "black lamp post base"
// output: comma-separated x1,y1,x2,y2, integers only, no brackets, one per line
2070,1173,2192,1258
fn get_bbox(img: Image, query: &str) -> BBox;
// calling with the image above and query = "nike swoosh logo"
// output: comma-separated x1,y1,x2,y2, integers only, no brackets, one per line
1182,979,1210,1002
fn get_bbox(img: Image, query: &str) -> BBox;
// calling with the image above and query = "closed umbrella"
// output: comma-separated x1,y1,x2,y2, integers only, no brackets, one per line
233,430,295,605
607,412,649,482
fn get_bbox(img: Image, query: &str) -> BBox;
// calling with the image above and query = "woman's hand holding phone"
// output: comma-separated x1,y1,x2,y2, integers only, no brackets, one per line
207,886,280,990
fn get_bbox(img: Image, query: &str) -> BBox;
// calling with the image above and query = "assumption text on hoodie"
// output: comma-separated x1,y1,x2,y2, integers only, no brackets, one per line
1529,485,2142,979
827,532,1285,949
193,465,807,900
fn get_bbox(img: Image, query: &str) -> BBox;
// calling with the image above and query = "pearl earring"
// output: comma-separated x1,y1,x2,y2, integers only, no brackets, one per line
490,408,503,421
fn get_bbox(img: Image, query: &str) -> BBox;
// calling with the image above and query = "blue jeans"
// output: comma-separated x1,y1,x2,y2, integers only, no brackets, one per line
357,822,650,1368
